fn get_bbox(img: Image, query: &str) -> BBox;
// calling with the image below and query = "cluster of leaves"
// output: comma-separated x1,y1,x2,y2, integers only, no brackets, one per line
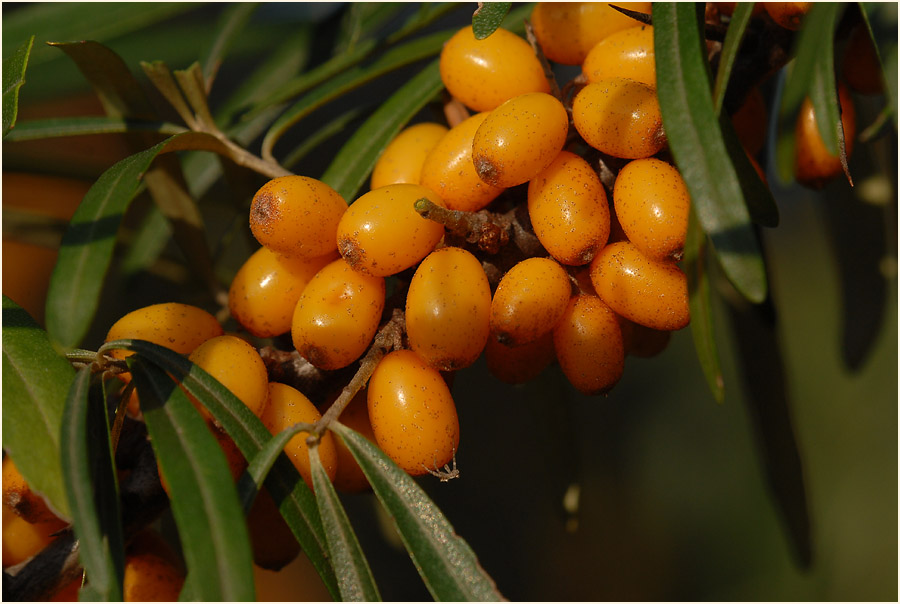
2,2,896,601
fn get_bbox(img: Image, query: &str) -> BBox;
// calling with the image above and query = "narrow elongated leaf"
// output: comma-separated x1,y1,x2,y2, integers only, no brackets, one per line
44,131,250,350
130,358,256,601
100,339,339,600
472,3,512,39
201,3,259,85
387,3,460,44
2,35,33,137
335,3,404,54
779,3,843,117
331,422,504,601
283,105,366,169
310,446,381,602
237,422,314,512
654,2,767,303
59,367,124,602
4,116,186,141
684,213,724,404
320,59,443,201
1,296,73,519
711,3,754,114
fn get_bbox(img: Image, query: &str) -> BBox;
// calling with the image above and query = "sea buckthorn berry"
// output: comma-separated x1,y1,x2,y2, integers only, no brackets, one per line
617,315,672,358
247,487,300,570
842,25,885,95
420,112,505,212
188,334,270,423
261,382,338,489
472,92,569,188
2,502,67,567
732,87,768,157
370,123,449,189
613,158,691,262
527,150,610,266
367,350,460,476
330,390,377,493
406,247,491,370
292,258,385,370
485,330,555,384
764,2,811,30
582,25,656,88
229,246,338,338
439,26,550,112
794,83,856,189
123,531,185,602
553,294,625,395
490,257,572,346
2,456,58,525
249,175,346,259
531,2,653,65
589,241,690,331
337,184,445,277
573,78,666,159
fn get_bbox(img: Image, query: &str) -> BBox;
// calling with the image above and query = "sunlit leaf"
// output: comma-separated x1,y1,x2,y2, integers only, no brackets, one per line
331,422,504,601
2,35,33,137
1,296,73,519
472,2,512,39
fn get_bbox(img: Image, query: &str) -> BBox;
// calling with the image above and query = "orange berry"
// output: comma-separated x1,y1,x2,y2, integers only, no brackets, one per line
260,382,338,490
330,390,377,494
764,2,812,30
337,184,445,277
531,2,653,65
794,83,856,189
249,175,346,259
291,258,385,370
573,78,666,159
188,335,270,422
613,158,691,262
472,92,569,188
122,531,185,602
228,247,338,338
490,257,572,346
485,330,555,385
589,241,690,331
367,350,459,476
420,112,505,212
582,25,656,88
2,456,58,525
527,150,610,266
553,294,625,395
439,26,550,112
406,247,491,370
2,502,67,568
370,123,449,189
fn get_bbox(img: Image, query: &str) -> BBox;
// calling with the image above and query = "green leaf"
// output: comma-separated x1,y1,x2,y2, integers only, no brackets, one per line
101,338,339,600
654,2,767,303
335,3,404,54
44,131,247,350
1,296,73,520
718,110,780,227
684,213,724,404
387,3,461,44
282,105,366,170
331,422,504,601
3,116,186,141
779,3,844,117
200,3,259,85
59,367,124,601
320,59,443,202
237,422,313,513
119,204,172,277
711,3,754,114
472,3,512,39
129,358,256,602
310,445,381,602
2,35,33,137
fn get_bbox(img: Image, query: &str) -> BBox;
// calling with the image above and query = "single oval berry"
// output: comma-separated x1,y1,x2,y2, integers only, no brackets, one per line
420,112,506,212
406,246,491,371
337,184,446,277
260,382,338,490
490,257,572,346
368,349,460,476
573,78,666,159
589,241,690,331
553,294,625,395
472,92,569,188
122,532,185,602
292,258,385,370
527,150,610,266
188,334,270,422
228,246,338,338
582,25,656,88
613,158,691,262
794,83,856,189
249,175,346,259
439,25,550,112
530,2,653,65
370,122,448,189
